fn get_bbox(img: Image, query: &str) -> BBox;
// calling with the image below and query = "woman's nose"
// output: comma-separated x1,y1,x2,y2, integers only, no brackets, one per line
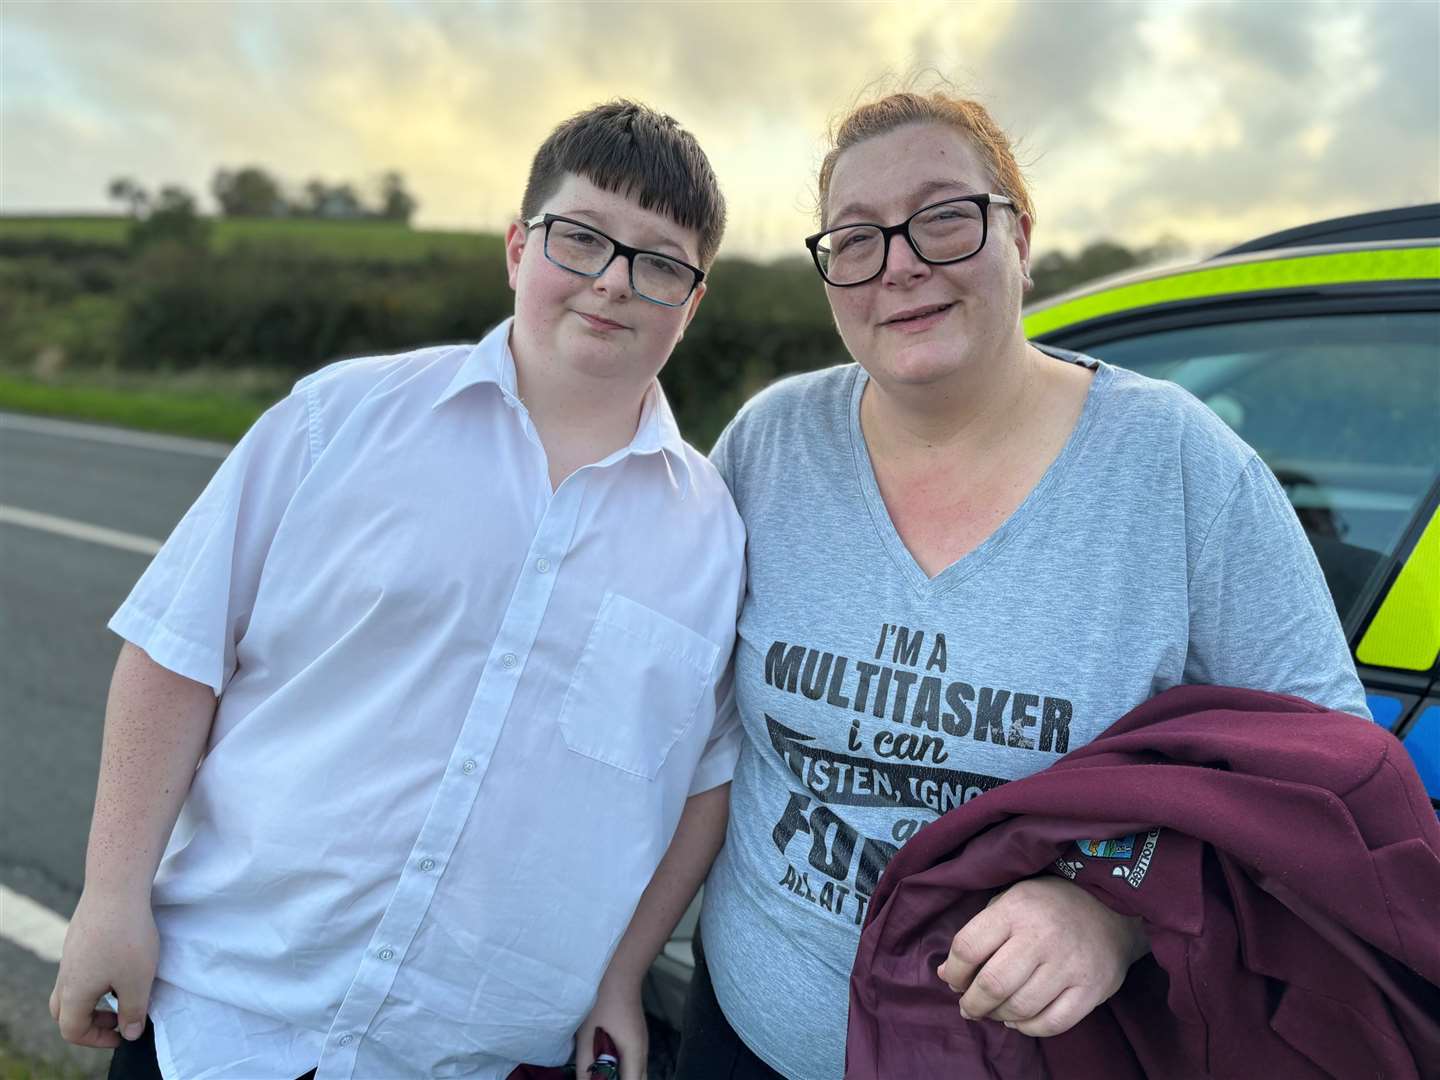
881,231,929,286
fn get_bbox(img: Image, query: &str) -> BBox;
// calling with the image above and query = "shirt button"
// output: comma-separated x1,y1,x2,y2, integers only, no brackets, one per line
419,857,437,872
378,947,396,961
536,557,551,573
462,759,478,774
501,652,518,669
338,1034,354,1047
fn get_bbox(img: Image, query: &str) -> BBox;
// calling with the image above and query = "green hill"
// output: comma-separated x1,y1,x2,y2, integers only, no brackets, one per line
0,215,504,261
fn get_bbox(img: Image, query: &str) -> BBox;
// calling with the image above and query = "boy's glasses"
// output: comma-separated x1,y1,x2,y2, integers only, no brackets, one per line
524,214,705,307
805,194,1015,287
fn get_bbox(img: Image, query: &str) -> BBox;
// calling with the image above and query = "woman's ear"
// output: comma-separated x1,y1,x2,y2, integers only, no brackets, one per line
1014,212,1035,293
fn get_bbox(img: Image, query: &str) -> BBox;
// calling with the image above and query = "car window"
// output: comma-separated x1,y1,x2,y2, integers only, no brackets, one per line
1079,311,1440,628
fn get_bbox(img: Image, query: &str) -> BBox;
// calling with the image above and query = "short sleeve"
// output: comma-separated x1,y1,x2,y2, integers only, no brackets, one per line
687,548,747,796
688,659,741,796
708,421,737,492
1184,454,1371,719
108,389,314,694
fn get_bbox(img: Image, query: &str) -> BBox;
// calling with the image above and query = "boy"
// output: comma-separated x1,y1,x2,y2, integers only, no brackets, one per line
50,101,743,1080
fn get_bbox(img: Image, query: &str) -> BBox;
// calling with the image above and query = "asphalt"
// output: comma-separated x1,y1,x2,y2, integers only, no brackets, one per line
0,415,221,1074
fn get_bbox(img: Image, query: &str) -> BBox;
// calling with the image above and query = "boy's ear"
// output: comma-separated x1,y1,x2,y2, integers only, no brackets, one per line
679,281,706,338
504,221,528,291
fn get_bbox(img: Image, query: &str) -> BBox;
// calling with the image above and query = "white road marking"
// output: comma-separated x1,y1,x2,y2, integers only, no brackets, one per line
0,885,68,963
0,411,232,458
0,505,162,556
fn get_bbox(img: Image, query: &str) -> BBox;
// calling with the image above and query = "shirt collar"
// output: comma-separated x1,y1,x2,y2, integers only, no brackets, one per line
433,318,522,411
434,317,694,498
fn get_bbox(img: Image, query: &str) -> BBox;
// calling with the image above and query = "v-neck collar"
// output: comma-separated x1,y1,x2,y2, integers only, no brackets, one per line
847,355,1109,597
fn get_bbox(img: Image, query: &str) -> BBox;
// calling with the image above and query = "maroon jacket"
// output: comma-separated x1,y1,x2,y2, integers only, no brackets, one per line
846,686,1440,1080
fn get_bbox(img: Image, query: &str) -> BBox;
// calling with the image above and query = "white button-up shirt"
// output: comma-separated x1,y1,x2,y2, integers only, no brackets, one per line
109,319,745,1080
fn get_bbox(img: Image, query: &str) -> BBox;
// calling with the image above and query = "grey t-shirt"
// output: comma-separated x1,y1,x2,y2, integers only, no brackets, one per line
700,356,1368,1080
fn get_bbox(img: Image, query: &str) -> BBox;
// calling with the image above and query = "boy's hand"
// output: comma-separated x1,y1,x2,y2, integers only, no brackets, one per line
936,876,1148,1038
49,889,158,1048
574,971,647,1080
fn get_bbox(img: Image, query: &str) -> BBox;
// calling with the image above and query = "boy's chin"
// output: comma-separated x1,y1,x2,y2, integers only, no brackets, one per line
563,337,667,386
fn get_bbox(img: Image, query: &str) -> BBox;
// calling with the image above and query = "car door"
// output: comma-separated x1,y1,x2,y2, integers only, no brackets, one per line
1035,295,1440,810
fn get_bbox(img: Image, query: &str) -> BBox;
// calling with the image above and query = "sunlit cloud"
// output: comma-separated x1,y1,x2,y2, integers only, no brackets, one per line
2,0,1435,261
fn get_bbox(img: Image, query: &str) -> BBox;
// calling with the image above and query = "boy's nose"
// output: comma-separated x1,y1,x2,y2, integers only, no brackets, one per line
593,254,633,300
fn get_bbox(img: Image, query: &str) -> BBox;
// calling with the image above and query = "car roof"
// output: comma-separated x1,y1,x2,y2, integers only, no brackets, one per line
1024,238,1439,340
1215,203,1440,257
1024,207,1440,343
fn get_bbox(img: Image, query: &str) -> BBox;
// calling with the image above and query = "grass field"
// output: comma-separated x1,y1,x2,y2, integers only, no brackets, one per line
0,215,505,262
0,371,280,442
0,1044,93,1080
0,217,129,245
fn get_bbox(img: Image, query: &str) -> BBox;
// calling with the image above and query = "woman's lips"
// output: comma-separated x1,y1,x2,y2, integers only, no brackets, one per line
880,302,954,332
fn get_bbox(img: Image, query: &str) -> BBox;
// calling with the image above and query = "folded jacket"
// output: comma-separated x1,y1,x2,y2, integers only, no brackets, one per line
847,685,1440,1080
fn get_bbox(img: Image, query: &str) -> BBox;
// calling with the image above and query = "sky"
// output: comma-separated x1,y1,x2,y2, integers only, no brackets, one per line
3,0,1437,262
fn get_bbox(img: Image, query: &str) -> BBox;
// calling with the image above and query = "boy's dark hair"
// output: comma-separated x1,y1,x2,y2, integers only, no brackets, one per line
520,100,727,269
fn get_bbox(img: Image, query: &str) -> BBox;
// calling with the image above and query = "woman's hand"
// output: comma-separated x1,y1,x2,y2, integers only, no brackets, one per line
574,971,647,1080
49,887,159,1047
936,876,1148,1037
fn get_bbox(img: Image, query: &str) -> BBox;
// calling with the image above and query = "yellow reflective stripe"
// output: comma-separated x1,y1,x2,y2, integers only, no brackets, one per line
1024,246,1440,339
1358,506,1440,671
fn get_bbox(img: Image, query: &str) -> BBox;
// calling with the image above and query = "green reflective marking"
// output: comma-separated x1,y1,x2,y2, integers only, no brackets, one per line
1359,507,1440,672
1024,246,1440,339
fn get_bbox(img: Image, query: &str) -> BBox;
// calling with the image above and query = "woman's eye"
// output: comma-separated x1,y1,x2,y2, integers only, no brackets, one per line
837,231,874,252
922,204,979,225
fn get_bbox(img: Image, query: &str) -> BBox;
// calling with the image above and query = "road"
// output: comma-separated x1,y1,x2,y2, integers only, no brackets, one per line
1,413,225,1073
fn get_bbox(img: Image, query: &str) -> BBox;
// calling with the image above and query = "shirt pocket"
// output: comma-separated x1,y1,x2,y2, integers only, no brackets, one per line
556,592,721,780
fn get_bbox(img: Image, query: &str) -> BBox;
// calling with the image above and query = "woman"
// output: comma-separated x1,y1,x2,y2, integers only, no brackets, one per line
674,90,1368,1080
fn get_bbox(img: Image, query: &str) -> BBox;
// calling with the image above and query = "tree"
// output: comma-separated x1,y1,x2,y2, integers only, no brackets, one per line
211,166,286,217
295,178,364,219
210,165,417,223
379,171,418,224
301,178,330,217
323,182,364,219
130,185,210,251
107,176,150,218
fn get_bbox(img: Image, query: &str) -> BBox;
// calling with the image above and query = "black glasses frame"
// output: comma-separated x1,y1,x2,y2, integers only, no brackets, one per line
804,193,1015,288
524,213,705,307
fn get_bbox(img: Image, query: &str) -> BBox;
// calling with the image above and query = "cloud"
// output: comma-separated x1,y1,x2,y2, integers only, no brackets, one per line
2,0,1435,259
1076,0,1440,251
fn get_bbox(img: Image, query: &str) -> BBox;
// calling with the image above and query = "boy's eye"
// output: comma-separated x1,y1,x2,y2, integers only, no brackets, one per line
555,223,605,247
638,254,682,278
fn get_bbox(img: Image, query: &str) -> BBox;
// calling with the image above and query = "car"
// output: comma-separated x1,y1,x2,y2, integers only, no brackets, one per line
644,204,1440,1038
1024,202,1440,812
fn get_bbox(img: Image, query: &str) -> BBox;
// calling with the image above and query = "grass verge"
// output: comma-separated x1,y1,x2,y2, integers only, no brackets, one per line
0,372,284,442
0,1043,91,1080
